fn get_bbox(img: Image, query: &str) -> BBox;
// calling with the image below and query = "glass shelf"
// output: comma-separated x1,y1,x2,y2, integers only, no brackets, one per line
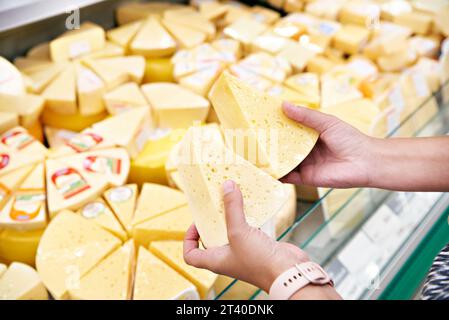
216,79,449,300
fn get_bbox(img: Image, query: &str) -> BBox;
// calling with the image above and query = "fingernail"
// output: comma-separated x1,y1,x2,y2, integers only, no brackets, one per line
223,180,235,195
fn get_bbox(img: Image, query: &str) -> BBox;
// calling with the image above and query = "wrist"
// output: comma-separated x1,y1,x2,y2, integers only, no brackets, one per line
290,284,341,300
363,136,383,188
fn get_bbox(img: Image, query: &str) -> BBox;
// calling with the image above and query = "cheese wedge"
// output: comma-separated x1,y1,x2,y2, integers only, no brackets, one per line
0,163,47,231
228,64,274,92
0,263,6,277
144,58,174,83
116,2,184,25
333,24,370,55
133,205,192,246
14,57,54,74
238,52,292,83
50,22,106,62
162,19,207,49
251,32,291,55
277,41,317,73
0,262,47,300
209,72,318,178
36,211,121,299
45,158,109,217
69,240,134,300
44,127,77,149
150,241,218,299
380,0,412,21
224,17,268,51
0,93,45,128
0,165,35,210
199,2,228,21
163,8,216,40
394,11,433,35
339,0,380,26
284,73,320,108
91,107,152,159
211,39,242,63
133,247,199,300
0,112,18,134
75,63,105,116
82,42,125,60
177,125,290,247
103,82,148,115
178,63,224,97
131,183,187,227
41,108,107,132
320,72,363,109
27,42,50,60
306,55,338,75
0,228,44,266
21,63,65,93
0,57,26,96
104,184,138,231
107,20,144,48
130,17,177,58
77,198,127,241
42,64,77,115
141,83,210,129
376,47,417,72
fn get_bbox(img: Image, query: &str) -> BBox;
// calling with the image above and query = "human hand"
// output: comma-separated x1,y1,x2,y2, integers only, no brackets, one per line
281,101,374,188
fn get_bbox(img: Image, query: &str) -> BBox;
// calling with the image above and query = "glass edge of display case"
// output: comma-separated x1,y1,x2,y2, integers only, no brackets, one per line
216,79,449,300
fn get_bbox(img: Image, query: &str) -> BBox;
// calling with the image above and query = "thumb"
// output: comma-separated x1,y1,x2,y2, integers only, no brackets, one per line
282,101,336,133
222,180,248,243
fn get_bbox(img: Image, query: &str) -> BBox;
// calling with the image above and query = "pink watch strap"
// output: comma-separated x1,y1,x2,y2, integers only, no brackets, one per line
268,261,333,300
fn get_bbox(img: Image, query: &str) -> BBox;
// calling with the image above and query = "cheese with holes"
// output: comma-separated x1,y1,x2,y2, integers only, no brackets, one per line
0,57,25,95
77,198,127,241
141,83,210,129
107,20,144,48
130,18,176,58
0,262,47,300
162,19,207,49
0,163,46,231
75,64,105,116
0,112,18,134
103,82,148,115
42,64,77,115
177,125,290,247
69,240,134,300
131,183,187,227
224,17,268,51
104,184,137,232
0,165,34,210
284,73,320,108
132,205,191,247
50,23,106,62
209,72,318,178
333,24,370,55
164,8,216,40
0,93,44,128
150,241,218,299
36,211,121,299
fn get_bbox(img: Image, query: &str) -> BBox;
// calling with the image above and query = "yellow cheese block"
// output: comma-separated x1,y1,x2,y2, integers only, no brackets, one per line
36,211,121,299
44,127,78,149
363,22,411,60
0,111,18,134
277,42,317,73
133,205,192,247
130,17,177,58
0,163,47,231
27,120,44,143
178,63,224,97
141,83,210,129
69,240,135,300
150,241,218,299
339,0,380,26
81,41,125,60
116,2,183,25
306,55,338,75
144,58,174,83
50,22,106,62
42,64,77,115
360,73,398,101
394,11,433,35
224,17,268,51
103,82,148,115
162,19,207,49
333,24,370,55
164,7,216,40
305,0,346,20
22,63,66,94
177,125,290,248
408,36,439,58
41,108,107,132
199,1,228,21
0,228,44,266
107,20,144,49
284,73,320,108
0,164,35,211
376,47,417,72
0,57,26,96
133,246,199,300
0,93,44,128
104,184,138,232
211,39,242,63
75,63,106,116
251,32,291,55
14,57,54,73
221,2,252,27
228,64,274,92
209,72,318,178
320,72,363,109
0,262,48,300
250,5,280,24
131,183,187,227
77,198,127,241
238,52,292,83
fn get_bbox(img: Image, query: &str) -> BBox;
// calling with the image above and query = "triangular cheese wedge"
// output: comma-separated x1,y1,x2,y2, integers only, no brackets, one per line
150,241,218,299
211,39,242,63
0,57,26,95
209,72,318,178
320,72,363,109
130,17,177,58
267,84,318,108
107,20,144,48
0,111,18,134
45,157,109,217
199,2,228,21
0,93,45,128
97,56,146,84
131,183,187,227
14,57,53,73
42,64,77,115
0,262,48,300
77,198,127,241
104,184,138,231
103,82,148,115
132,205,192,247
133,246,199,300
284,73,320,108
0,163,47,231
75,63,106,116
178,63,224,97
177,125,290,248
164,8,216,40
162,19,206,49
0,164,35,210
44,127,78,149
68,240,135,300
141,83,210,129
81,41,125,59
22,63,66,93
36,211,121,299
82,58,129,90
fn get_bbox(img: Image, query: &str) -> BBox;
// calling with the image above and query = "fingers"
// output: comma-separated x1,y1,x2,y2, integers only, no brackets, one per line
222,180,248,243
183,224,215,269
280,171,302,184
282,101,337,133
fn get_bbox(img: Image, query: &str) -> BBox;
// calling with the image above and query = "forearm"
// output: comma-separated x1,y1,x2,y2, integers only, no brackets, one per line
366,136,449,191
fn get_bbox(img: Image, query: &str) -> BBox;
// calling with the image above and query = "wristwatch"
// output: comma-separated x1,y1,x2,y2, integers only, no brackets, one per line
268,261,333,300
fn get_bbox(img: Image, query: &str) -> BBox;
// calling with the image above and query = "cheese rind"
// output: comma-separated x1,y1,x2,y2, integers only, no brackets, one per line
0,262,48,300
42,64,77,115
